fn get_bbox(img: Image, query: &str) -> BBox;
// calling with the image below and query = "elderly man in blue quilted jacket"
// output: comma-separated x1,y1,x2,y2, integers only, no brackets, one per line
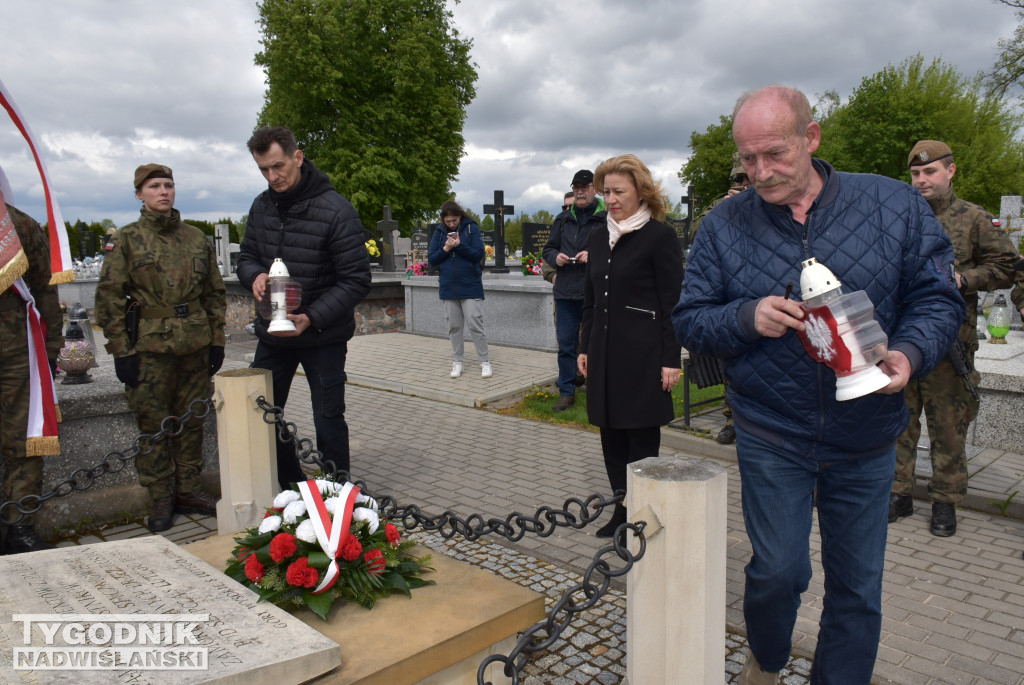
672,86,964,685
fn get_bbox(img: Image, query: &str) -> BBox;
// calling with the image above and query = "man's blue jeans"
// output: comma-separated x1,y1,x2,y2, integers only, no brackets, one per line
554,299,583,396
735,426,893,684
251,339,350,489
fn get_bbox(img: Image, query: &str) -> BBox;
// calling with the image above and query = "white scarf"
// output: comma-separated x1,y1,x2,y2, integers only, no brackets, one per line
608,202,651,249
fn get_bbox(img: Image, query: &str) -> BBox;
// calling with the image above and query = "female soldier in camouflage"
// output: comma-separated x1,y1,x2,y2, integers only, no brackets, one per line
95,164,226,532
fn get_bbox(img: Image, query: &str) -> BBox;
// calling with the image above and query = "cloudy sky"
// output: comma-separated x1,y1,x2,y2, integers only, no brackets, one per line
0,0,1016,231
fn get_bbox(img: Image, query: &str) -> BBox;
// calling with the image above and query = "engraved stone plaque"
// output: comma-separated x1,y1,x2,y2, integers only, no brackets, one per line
0,537,341,683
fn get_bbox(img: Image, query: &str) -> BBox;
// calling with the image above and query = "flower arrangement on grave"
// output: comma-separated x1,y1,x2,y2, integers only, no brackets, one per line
521,253,543,276
405,261,429,277
365,240,380,258
225,479,433,621
484,244,495,260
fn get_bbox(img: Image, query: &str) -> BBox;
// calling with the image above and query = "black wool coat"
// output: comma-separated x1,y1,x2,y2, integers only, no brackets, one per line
581,219,683,429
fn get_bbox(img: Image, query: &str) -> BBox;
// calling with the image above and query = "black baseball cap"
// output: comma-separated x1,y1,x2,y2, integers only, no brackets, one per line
571,169,594,186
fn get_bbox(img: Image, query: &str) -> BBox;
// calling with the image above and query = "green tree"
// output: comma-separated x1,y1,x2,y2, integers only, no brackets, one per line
530,209,555,225
817,55,1024,211
677,115,736,214
479,215,494,233
255,0,477,237
503,211,525,254
986,0,1024,96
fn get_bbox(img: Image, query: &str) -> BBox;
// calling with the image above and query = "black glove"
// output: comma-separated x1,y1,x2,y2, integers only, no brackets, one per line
48,357,59,379
208,346,225,376
114,355,141,388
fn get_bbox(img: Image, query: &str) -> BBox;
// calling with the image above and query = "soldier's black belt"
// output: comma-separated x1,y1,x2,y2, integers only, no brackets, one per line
138,298,202,319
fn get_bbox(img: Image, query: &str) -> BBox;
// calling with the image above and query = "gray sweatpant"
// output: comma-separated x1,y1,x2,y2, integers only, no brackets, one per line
445,298,489,363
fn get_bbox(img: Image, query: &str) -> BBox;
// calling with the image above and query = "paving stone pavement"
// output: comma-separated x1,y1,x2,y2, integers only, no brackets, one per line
60,330,1024,683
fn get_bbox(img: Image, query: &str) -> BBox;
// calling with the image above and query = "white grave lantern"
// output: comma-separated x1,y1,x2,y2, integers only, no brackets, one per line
795,258,890,401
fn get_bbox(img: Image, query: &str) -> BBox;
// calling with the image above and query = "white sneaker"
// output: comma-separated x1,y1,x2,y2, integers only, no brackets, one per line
481,362,492,378
450,361,463,378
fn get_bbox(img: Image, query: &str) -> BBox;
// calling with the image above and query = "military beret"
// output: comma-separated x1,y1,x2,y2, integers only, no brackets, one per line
571,169,594,186
133,163,173,189
907,140,953,168
730,151,745,178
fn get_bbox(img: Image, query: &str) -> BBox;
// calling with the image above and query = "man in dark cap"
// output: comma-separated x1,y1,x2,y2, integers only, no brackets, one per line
891,140,1017,536
543,170,606,411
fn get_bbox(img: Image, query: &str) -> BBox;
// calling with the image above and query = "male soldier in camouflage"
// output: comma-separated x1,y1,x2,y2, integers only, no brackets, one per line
891,141,1018,536
0,193,62,553
689,153,750,444
95,164,226,532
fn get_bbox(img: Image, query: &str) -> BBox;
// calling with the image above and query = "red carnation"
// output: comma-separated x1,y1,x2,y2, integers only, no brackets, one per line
245,554,265,583
364,548,386,577
236,546,250,560
340,534,363,562
385,522,400,545
286,557,319,588
270,532,298,562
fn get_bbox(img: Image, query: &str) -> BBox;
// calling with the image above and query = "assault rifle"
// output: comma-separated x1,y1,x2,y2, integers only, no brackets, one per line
947,337,979,402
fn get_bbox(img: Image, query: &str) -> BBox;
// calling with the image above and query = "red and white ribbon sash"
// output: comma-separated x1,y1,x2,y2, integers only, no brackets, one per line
0,76,73,284
12,278,59,455
297,480,360,595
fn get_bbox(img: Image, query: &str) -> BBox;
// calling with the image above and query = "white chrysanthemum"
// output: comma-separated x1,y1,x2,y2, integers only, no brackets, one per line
273,490,301,508
355,493,379,512
352,507,380,534
324,496,341,515
315,479,342,496
295,519,317,544
282,500,307,525
258,515,282,534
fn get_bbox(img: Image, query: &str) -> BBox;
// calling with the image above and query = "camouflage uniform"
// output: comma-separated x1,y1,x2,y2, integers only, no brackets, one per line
1012,270,1024,317
1,204,63,524
95,208,225,501
894,187,1017,504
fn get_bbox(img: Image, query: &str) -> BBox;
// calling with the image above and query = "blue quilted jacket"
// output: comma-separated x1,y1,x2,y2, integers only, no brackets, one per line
672,160,965,456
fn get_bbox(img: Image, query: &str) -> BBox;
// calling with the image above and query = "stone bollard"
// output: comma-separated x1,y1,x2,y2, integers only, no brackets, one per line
212,368,279,535
625,456,727,685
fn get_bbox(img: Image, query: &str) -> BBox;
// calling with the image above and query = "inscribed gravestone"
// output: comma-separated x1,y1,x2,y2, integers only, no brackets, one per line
0,536,340,684
521,223,551,256
999,195,1022,231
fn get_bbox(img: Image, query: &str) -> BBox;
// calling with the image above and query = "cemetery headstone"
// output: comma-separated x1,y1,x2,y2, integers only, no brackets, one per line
521,222,551,257
377,205,399,272
215,224,231,276
0,536,341,684
999,195,1022,231
483,190,514,274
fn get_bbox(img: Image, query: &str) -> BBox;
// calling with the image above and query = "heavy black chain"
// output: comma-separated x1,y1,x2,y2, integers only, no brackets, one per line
0,398,213,525
479,523,646,685
256,396,647,685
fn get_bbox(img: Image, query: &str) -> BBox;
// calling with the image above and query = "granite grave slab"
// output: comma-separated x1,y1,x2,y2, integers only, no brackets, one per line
0,537,341,684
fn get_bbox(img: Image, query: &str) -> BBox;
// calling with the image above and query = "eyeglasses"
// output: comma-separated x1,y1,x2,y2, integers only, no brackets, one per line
561,204,571,211
731,175,749,185
571,183,593,191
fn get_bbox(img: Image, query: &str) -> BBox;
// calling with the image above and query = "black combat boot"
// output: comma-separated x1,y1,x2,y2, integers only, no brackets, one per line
930,502,957,537
175,490,219,517
147,496,175,532
888,493,913,523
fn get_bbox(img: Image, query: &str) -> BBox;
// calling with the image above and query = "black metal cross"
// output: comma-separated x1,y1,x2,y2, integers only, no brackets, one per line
482,190,514,273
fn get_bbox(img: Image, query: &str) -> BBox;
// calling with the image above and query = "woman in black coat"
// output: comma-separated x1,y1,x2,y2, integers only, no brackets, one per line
578,154,683,537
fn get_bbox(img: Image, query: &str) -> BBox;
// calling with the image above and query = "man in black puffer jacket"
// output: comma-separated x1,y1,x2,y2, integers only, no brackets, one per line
236,126,371,489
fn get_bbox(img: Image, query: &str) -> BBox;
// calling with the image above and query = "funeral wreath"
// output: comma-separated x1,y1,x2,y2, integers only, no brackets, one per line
226,479,434,620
